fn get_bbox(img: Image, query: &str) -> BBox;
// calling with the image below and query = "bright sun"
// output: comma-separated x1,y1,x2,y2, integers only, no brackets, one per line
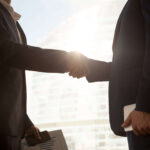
41,5,113,62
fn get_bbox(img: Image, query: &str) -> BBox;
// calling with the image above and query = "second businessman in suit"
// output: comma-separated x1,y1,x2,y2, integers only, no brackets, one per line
70,0,150,149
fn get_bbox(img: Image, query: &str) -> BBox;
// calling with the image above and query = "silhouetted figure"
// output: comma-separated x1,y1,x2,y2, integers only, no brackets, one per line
70,0,150,149
0,0,86,149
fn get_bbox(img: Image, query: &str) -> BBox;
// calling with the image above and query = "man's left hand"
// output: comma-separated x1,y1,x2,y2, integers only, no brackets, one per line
122,110,150,136
25,125,41,140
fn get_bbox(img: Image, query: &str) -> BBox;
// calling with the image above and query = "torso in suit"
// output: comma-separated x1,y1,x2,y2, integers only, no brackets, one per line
87,0,150,136
109,0,145,136
0,3,68,136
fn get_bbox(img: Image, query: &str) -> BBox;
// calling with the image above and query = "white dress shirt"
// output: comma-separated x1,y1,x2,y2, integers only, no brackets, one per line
0,0,23,44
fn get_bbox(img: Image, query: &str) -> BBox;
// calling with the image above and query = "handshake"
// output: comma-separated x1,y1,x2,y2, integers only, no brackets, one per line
67,51,89,78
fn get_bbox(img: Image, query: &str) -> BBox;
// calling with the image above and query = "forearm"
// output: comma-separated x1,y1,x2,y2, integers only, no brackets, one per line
86,58,112,82
0,40,68,73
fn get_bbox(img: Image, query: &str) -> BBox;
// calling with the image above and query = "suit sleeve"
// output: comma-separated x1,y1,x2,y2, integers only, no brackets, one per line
25,115,34,130
86,58,111,82
0,16,68,73
135,0,150,112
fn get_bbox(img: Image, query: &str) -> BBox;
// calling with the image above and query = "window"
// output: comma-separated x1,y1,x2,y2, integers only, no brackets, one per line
13,0,128,149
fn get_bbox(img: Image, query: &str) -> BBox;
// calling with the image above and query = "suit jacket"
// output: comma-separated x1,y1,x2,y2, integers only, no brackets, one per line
0,3,68,136
87,0,150,136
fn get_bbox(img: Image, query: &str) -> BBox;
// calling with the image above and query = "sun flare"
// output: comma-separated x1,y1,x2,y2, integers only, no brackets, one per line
41,4,113,62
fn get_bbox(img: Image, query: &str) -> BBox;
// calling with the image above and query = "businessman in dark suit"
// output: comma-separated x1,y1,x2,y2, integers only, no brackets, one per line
70,0,150,149
0,0,86,149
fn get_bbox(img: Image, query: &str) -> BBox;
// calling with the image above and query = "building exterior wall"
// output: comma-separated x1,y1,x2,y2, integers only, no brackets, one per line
27,0,128,149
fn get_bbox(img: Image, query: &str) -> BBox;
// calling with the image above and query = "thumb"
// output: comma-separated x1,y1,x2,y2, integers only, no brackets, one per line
34,129,41,140
121,114,132,128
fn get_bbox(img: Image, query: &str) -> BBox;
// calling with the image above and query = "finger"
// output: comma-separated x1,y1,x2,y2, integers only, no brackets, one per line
122,116,132,128
145,127,150,134
68,58,88,74
82,60,89,75
69,71,78,78
72,72,85,78
74,70,86,78
69,69,86,78
141,126,150,135
71,73,84,78
132,125,143,136
77,75,84,79
69,66,88,77
133,129,140,136
138,128,147,135
146,123,150,134
34,129,41,140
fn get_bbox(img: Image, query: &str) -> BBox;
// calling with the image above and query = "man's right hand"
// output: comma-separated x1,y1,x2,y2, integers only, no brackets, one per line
67,51,89,78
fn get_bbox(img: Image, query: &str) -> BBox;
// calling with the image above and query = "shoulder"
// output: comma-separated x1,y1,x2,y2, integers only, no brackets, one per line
0,3,9,20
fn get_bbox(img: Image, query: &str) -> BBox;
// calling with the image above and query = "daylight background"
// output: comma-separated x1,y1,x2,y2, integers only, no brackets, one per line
12,0,128,150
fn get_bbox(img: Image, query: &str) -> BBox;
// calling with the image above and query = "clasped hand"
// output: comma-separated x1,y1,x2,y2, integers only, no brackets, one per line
67,51,89,78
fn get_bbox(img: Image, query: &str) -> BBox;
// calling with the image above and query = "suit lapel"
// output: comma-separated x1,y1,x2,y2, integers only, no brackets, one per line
0,3,27,45
16,22,27,45
0,3,20,43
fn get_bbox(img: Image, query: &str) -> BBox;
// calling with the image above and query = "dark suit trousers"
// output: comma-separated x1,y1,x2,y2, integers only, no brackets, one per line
0,136,21,150
127,132,150,150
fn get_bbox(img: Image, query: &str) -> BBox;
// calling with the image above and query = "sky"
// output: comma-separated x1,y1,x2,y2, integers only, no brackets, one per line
12,0,73,46
11,0,101,46
11,0,126,59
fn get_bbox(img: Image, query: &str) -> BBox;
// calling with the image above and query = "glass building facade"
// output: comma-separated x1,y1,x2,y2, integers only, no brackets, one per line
26,0,128,149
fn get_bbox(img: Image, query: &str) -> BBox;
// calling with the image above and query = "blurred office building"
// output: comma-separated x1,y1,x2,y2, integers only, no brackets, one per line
27,0,128,150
